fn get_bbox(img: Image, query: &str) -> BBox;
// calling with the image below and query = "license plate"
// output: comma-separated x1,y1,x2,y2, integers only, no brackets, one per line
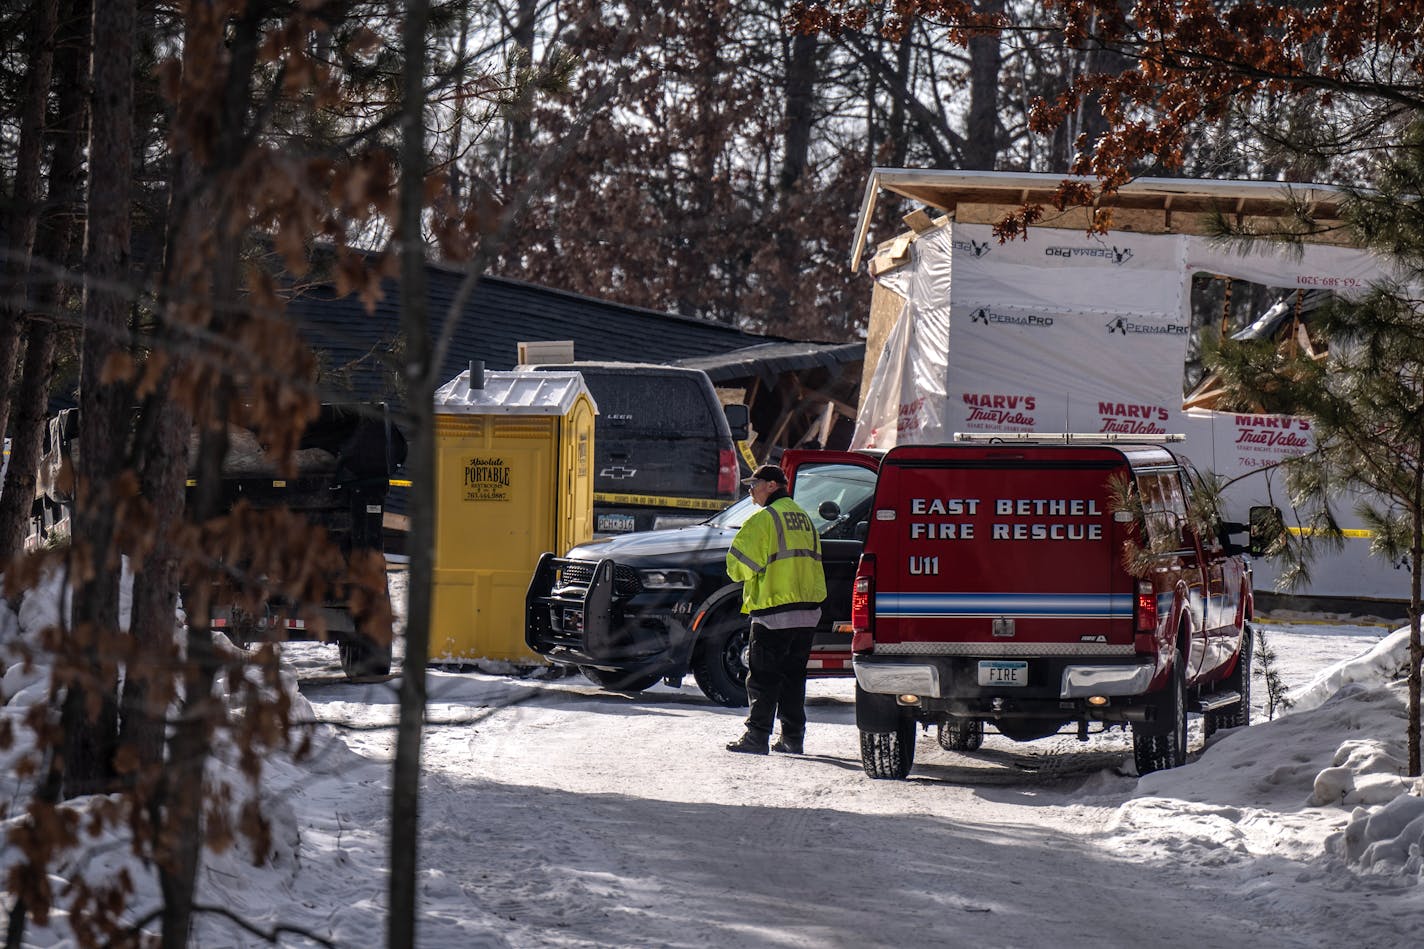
596,513,636,533
978,660,1027,687
559,609,583,633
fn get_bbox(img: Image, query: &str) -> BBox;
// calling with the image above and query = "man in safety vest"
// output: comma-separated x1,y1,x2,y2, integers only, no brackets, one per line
724,464,827,755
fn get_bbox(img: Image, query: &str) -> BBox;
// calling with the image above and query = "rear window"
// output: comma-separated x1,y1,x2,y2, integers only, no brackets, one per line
1136,469,1189,549
580,372,716,436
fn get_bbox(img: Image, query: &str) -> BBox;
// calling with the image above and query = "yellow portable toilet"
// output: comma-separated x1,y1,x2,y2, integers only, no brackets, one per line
430,366,597,663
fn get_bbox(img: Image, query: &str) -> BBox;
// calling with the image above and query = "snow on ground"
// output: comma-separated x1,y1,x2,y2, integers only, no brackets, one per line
3,577,1424,947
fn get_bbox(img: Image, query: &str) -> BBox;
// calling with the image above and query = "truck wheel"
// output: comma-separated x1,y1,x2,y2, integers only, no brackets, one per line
1133,657,1188,775
1209,623,1253,733
859,713,917,780
339,636,392,678
578,666,664,693
937,718,984,751
691,610,750,708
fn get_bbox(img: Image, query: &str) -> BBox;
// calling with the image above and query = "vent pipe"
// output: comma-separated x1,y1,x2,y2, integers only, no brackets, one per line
469,359,485,389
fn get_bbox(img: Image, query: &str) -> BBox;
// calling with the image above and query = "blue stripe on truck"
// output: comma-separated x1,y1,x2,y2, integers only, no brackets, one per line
877,592,1133,619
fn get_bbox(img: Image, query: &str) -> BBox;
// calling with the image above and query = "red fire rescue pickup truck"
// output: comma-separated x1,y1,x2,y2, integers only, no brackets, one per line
849,434,1277,779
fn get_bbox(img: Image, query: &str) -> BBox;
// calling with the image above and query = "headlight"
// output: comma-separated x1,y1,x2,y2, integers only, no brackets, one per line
638,569,696,590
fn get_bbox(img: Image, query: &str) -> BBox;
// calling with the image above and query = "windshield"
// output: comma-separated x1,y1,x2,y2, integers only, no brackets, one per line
704,462,877,536
705,494,759,530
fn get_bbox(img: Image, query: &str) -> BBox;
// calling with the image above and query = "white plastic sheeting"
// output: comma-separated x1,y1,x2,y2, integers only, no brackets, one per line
1186,238,1391,298
855,227,951,448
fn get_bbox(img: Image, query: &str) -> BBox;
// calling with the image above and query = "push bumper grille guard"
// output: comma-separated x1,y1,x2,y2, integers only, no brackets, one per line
553,558,643,596
525,555,639,657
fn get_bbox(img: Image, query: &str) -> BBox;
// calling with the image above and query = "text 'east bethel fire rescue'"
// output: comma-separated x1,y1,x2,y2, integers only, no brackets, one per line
906,497,1105,542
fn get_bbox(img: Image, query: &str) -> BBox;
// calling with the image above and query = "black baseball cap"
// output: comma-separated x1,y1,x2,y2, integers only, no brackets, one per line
742,464,787,486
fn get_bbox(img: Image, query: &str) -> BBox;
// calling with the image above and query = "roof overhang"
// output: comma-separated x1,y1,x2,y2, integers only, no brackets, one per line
850,169,1351,272
676,341,864,384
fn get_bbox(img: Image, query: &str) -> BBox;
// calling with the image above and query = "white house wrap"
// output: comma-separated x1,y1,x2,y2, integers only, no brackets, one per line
853,199,1409,603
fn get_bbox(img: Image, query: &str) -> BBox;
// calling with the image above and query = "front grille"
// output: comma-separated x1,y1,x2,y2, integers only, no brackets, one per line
558,560,643,596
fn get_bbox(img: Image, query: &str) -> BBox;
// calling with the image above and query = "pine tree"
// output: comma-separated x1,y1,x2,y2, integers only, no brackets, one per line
1204,126,1424,775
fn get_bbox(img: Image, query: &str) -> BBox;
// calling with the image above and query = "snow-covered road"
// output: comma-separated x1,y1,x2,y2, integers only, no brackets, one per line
269,615,1422,949
6,569,1423,948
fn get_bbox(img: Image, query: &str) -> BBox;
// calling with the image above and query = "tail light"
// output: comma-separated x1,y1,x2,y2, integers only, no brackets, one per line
717,448,737,496
1135,581,1157,632
851,554,875,652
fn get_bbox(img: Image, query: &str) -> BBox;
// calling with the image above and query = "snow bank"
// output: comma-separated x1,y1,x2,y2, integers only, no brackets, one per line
1105,672,1422,891
1330,786,1424,881
1287,623,1415,713
1,628,336,945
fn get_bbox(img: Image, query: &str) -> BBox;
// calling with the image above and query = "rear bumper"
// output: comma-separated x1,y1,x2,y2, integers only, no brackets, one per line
854,661,942,697
1060,662,1155,697
212,603,359,640
853,653,1159,721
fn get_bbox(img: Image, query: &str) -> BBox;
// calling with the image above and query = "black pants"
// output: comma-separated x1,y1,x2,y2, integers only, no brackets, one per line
743,623,815,741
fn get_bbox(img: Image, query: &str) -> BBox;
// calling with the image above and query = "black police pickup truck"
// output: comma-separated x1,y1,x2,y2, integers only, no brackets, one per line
525,449,881,705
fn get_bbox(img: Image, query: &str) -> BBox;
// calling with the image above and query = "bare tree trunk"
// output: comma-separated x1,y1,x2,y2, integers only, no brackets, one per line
0,0,60,443
117,390,186,776
158,367,228,949
0,0,89,563
156,3,264,939
1409,436,1422,776
118,0,206,790
4,3,91,941
0,326,56,558
505,0,537,190
963,0,1004,170
391,1,433,945
63,0,134,802
768,30,818,322
887,28,912,167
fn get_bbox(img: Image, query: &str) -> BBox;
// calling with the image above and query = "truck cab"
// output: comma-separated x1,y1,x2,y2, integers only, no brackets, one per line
850,435,1271,779
28,404,406,678
525,449,881,705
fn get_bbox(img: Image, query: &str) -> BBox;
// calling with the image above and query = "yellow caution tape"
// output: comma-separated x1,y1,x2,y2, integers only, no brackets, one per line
386,481,724,511
594,491,729,512
1286,526,1374,538
185,479,292,488
736,440,757,470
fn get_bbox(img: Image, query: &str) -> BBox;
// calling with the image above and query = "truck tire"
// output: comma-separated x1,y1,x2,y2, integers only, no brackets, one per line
1133,657,1188,775
339,636,392,678
578,666,664,693
860,713,917,780
691,610,750,708
1208,623,1253,733
937,718,984,751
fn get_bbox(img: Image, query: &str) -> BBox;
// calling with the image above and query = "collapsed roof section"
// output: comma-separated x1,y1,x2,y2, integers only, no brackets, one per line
677,340,865,461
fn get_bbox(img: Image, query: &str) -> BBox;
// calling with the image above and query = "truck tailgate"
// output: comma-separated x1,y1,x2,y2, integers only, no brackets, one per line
873,450,1134,650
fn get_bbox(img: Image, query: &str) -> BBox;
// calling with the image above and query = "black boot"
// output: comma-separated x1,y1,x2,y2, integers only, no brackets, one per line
771,734,803,754
725,732,769,755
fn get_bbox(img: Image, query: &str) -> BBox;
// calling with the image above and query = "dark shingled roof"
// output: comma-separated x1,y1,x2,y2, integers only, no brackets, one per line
286,266,776,405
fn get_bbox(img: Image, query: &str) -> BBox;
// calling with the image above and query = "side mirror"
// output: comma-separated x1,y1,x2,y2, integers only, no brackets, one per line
723,403,750,442
1248,505,1286,557
818,500,843,522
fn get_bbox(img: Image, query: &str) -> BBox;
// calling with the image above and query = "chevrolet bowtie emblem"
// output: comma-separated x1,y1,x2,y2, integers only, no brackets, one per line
600,466,637,479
